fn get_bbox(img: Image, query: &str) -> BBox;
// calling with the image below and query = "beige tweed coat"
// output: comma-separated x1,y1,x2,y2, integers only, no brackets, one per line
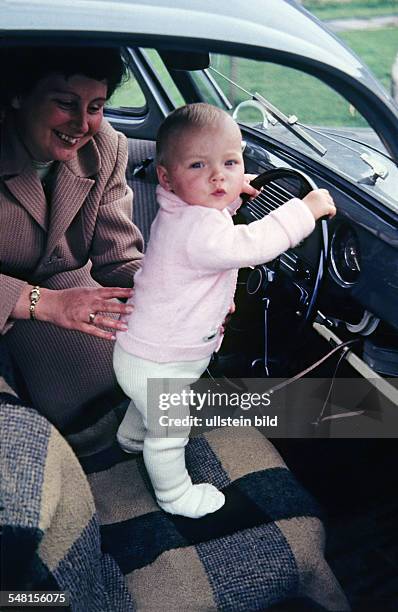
0,113,143,430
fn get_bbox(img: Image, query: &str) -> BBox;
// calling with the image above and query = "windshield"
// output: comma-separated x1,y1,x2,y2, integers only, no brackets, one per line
190,54,398,213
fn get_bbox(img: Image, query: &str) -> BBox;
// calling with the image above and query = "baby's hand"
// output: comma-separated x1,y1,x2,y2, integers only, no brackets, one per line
242,174,261,199
302,189,336,221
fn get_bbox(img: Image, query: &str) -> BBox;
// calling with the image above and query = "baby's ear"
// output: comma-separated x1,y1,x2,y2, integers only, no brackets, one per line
156,165,172,190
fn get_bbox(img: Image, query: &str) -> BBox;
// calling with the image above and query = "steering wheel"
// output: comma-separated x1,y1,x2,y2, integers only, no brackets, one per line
239,167,328,320
218,167,329,377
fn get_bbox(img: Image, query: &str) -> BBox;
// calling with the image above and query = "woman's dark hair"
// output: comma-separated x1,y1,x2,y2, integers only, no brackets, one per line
1,46,128,108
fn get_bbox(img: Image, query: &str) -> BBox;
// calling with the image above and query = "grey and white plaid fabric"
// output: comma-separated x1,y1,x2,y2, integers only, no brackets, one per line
0,344,349,611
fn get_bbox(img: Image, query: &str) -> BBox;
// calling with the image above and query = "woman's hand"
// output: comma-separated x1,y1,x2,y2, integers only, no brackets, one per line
14,286,134,340
241,174,260,199
43,286,134,339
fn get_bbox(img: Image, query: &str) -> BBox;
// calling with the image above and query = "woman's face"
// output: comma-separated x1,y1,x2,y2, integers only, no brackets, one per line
15,73,107,162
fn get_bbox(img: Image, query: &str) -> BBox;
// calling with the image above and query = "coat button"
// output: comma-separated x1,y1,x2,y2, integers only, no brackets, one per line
45,253,62,265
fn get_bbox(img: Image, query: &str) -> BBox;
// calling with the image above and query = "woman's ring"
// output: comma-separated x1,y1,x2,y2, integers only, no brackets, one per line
89,312,96,324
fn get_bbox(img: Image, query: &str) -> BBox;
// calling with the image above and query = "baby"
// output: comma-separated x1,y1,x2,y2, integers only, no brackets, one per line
113,103,336,519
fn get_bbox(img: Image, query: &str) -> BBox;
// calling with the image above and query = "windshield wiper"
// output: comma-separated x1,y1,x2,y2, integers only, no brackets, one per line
300,125,396,165
252,92,327,157
209,66,327,157
295,122,390,183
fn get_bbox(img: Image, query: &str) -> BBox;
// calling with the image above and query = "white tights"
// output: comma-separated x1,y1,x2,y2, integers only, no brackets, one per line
113,344,225,518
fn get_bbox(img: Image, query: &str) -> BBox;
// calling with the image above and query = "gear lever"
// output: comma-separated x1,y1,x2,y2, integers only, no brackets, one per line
249,264,274,376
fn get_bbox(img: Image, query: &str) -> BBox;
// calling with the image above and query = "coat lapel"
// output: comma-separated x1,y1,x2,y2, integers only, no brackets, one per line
1,113,48,230
4,170,49,230
44,163,95,256
44,139,100,256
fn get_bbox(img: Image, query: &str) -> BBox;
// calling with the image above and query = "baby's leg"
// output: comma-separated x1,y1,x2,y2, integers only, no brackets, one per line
143,436,225,518
113,343,146,452
117,400,145,453
114,348,225,518
143,358,225,518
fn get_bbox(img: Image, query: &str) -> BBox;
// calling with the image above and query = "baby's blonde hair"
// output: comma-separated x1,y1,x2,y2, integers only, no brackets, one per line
156,103,236,166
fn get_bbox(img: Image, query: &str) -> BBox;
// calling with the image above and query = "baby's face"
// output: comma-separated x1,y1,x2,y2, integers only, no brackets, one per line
158,117,245,210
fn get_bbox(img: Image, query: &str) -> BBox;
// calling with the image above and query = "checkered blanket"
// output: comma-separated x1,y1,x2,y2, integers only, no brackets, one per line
0,342,349,611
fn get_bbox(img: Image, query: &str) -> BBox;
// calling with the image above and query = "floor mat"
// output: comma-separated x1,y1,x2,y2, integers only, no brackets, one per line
326,496,398,611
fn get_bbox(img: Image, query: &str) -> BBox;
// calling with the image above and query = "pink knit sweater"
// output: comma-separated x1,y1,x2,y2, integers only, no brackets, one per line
116,186,315,362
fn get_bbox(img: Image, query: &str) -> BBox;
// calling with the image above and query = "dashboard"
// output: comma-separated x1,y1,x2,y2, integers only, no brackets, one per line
236,134,398,379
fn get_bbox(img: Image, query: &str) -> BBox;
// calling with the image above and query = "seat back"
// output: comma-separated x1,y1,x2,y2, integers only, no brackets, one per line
126,139,158,248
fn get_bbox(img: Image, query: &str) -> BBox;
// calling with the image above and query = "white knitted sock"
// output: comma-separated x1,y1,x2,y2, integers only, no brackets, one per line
158,483,225,518
117,434,144,453
117,400,146,453
144,437,225,518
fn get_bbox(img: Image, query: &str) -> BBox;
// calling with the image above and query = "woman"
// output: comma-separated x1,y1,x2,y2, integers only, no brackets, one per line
0,46,144,432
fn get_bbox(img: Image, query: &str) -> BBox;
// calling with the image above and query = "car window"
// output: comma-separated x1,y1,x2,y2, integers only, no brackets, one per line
106,67,146,110
142,49,185,107
106,49,185,112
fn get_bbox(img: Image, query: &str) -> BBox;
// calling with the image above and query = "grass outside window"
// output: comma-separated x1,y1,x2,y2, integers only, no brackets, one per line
339,27,398,88
302,0,398,20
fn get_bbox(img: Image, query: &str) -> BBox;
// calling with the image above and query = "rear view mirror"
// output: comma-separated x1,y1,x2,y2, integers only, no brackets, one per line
159,50,210,70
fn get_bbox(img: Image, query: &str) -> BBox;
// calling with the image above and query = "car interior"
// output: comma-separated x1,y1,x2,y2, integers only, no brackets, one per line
1,34,397,610
114,45,398,609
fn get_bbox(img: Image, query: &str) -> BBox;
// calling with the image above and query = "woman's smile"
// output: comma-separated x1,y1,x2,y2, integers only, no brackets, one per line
53,129,82,146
